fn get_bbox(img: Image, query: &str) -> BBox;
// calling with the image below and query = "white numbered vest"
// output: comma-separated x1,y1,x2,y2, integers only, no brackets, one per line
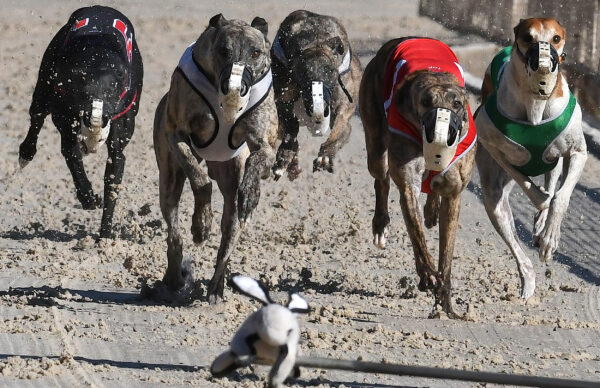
177,43,272,162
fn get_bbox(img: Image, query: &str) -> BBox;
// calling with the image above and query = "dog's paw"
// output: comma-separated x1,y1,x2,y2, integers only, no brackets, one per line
520,274,536,300
286,161,302,181
79,193,102,210
538,223,561,262
372,228,388,249
207,277,225,305
418,269,441,292
372,214,390,249
313,154,334,173
18,142,37,168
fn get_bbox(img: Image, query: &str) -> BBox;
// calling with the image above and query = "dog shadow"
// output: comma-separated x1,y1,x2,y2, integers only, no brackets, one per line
275,268,379,297
0,222,88,243
467,179,600,286
0,284,199,308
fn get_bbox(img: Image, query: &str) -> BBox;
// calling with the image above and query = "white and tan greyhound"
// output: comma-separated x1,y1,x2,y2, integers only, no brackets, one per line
476,18,588,300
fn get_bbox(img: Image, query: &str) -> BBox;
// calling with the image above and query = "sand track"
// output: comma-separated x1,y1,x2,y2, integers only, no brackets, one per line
1,1,599,387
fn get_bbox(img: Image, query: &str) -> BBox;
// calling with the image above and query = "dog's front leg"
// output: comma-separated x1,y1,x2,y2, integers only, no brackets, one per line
313,111,352,173
272,102,301,181
436,194,461,316
486,146,552,210
238,117,277,225
57,123,101,211
167,132,213,245
389,150,441,291
538,150,587,260
206,157,243,304
99,122,132,239
533,159,562,246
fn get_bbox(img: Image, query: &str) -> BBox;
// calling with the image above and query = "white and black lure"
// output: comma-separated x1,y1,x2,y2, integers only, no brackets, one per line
211,275,310,388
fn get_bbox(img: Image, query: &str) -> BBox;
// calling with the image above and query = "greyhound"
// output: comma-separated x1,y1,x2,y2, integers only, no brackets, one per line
270,10,361,179
153,14,278,303
476,18,587,300
211,275,309,387
360,37,477,316
19,5,143,238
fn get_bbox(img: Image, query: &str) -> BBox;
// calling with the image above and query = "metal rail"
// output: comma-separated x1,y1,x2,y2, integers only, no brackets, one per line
287,356,599,387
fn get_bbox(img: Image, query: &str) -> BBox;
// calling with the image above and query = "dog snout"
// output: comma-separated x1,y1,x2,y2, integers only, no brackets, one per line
219,63,253,96
526,42,559,73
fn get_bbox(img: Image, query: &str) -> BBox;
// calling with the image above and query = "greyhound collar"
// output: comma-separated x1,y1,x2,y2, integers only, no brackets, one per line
177,43,273,162
273,34,351,74
485,46,576,176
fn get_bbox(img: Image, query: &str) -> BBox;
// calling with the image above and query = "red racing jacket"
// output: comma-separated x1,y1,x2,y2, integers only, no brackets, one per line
383,38,476,193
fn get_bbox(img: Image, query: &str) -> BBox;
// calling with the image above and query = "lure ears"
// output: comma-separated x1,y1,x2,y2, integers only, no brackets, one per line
287,293,310,314
231,275,273,305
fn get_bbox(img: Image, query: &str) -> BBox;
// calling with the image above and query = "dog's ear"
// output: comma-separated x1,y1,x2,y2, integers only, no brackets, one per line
326,36,344,56
209,13,226,29
513,18,525,38
251,17,268,39
287,293,310,313
231,275,273,305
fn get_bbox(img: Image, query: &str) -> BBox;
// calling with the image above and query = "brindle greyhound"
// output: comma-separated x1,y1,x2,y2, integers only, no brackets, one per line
153,14,278,303
19,6,143,238
271,10,361,179
360,37,477,316
476,18,587,300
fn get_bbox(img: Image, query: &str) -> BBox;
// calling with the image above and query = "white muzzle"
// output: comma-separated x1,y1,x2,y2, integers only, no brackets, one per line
79,99,110,155
306,81,330,137
423,108,459,171
218,63,251,124
526,41,558,99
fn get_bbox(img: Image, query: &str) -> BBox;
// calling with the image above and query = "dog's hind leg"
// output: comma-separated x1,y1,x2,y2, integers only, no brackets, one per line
477,147,536,299
159,159,187,290
19,28,65,168
533,158,562,247
361,101,390,248
20,84,50,168
206,156,244,304
99,120,132,238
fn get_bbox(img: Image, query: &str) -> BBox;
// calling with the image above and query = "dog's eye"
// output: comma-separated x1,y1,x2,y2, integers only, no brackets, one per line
552,35,561,43
453,100,462,110
523,34,533,43
251,50,261,59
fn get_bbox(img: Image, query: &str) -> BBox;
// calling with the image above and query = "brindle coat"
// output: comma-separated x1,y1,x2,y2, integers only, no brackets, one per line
153,14,278,303
359,38,476,316
271,10,361,179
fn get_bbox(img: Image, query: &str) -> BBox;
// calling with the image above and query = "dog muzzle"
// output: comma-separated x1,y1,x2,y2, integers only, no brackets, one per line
218,63,253,124
306,81,331,137
421,108,461,171
78,99,110,155
525,41,559,99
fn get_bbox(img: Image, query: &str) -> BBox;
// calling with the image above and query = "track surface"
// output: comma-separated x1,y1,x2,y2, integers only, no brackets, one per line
1,1,599,387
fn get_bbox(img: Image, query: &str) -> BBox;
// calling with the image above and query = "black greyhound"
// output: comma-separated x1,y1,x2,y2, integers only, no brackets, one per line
19,5,143,238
